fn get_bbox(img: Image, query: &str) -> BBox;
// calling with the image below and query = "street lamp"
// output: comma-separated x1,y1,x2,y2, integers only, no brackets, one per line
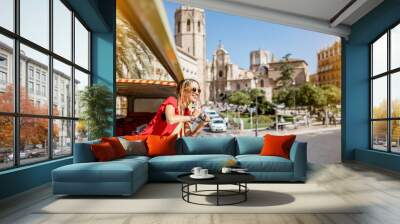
292,80,296,111
253,77,259,137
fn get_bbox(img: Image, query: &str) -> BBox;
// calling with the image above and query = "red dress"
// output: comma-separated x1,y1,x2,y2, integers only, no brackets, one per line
140,97,190,136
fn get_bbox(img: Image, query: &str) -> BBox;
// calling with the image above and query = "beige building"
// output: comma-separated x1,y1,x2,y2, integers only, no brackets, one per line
174,6,207,102
176,48,198,81
312,41,341,88
206,43,309,102
268,59,309,86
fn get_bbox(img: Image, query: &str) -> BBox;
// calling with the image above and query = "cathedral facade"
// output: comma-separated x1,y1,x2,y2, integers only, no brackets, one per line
205,43,309,102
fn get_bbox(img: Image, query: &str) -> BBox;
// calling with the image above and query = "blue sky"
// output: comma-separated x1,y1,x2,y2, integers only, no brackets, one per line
164,1,339,74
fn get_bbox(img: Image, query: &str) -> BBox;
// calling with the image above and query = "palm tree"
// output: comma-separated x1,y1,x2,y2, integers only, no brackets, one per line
116,10,155,79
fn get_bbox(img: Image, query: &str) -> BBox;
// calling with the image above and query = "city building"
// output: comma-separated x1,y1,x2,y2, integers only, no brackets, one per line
249,49,274,72
0,41,77,150
206,43,309,102
174,6,207,102
311,41,341,88
309,73,318,84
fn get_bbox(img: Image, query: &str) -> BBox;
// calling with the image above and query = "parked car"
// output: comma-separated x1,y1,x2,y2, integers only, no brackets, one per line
204,110,220,119
22,150,32,159
210,118,227,132
7,150,31,161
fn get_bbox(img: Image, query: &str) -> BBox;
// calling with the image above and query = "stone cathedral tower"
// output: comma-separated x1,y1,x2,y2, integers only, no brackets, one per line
174,6,206,101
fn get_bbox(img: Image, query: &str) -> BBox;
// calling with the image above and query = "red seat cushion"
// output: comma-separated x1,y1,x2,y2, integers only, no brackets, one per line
91,142,117,161
260,134,296,159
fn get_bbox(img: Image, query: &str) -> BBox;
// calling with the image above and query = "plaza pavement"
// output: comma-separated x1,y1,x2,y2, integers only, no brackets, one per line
201,125,341,164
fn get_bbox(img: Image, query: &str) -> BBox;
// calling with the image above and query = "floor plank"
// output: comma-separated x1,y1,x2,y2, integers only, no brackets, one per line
1,162,400,224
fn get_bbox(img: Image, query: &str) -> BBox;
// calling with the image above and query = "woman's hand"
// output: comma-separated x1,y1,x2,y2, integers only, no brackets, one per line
191,109,202,118
199,114,211,125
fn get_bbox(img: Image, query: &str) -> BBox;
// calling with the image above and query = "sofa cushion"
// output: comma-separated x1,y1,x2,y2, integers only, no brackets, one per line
53,158,147,183
236,155,293,172
260,134,296,159
147,135,177,157
73,140,100,163
90,142,118,162
178,136,236,155
149,154,235,172
118,137,147,156
101,137,127,158
236,136,263,155
115,155,150,163
124,135,148,141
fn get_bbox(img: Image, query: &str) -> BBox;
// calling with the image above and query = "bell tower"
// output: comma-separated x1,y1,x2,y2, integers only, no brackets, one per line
175,6,205,59
175,6,206,101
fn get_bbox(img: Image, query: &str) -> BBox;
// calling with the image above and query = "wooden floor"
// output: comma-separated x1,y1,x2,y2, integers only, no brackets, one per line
1,162,400,224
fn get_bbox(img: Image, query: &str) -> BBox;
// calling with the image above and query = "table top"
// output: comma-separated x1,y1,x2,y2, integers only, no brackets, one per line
177,172,255,185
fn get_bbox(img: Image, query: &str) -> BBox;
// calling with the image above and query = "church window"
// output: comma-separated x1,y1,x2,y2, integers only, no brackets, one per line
260,79,264,87
177,22,181,33
187,19,191,32
236,83,240,90
198,21,201,32
218,71,223,78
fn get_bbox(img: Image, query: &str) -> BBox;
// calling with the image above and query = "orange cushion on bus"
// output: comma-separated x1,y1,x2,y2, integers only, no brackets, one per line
146,135,177,157
124,135,148,142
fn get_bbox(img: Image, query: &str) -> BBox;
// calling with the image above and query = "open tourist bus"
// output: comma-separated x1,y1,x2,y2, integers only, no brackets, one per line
115,0,184,136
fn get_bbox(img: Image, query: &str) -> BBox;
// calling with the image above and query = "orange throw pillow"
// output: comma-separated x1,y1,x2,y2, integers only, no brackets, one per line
260,134,296,159
101,137,126,158
146,135,177,157
124,135,148,142
91,142,117,161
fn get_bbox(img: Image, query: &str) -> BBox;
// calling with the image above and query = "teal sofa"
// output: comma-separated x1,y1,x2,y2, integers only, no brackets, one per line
52,136,307,196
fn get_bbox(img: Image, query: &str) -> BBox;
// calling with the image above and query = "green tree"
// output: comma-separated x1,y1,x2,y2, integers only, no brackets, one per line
276,54,294,89
321,85,341,108
248,88,276,114
248,88,265,104
228,90,252,106
272,87,299,108
297,83,326,111
79,84,114,140
259,100,276,115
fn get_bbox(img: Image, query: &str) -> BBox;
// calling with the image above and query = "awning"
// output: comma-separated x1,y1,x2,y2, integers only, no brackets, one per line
116,79,177,98
117,0,184,82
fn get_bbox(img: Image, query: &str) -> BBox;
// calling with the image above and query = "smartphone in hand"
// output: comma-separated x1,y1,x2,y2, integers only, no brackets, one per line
190,102,197,110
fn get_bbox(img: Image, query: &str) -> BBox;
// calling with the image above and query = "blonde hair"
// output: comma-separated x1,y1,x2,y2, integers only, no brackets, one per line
176,79,200,115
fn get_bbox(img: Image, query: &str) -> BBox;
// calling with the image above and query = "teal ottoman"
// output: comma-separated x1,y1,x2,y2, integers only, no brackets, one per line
52,156,148,196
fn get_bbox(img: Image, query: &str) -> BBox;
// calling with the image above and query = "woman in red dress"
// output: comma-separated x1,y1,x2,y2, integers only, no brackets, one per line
140,79,209,136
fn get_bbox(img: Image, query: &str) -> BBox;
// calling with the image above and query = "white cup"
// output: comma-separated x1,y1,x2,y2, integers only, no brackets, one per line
200,169,208,176
221,167,232,174
191,167,202,176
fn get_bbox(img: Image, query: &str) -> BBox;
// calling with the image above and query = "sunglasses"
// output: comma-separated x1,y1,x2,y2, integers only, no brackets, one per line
191,87,201,94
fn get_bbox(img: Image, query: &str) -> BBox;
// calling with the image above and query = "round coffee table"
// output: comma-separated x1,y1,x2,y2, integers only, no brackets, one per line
177,173,255,206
